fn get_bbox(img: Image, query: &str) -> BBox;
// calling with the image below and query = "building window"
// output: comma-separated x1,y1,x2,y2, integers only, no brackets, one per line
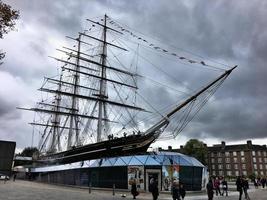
258,151,261,156
259,158,262,163
255,171,258,176
254,164,257,170
264,158,267,162
218,158,222,163
265,164,267,169
243,171,247,176
233,151,237,156
212,171,216,176
225,152,230,157
211,152,214,157
211,158,215,163
212,165,215,170
227,171,232,176
218,164,223,170
260,171,264,175
241,151,244,156
235,171,239,176
219,171,223,176
253,157,256,163
252,151,256,156
234,164,238,169
225,158,230,163
263,151,266,156
242,164,246,169
234,157,238,163
259,164,263,170
218,152,221,157
226,164,231,169
241,157,246,163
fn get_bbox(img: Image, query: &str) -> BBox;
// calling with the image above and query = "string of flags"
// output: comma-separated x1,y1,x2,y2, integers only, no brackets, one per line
106,16,226,71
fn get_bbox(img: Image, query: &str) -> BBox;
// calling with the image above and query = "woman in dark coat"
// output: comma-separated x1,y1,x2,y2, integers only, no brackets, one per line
131,179,138,199
179,183,186,200
236,176,243,200
172,181,180,200
206,179,214,200
150,178,159,200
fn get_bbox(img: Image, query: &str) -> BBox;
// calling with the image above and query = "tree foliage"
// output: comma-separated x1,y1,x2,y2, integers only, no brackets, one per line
181,139,208,165
0,0,19,63
18,147,39,157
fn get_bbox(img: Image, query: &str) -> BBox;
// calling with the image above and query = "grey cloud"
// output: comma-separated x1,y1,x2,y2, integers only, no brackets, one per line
1,0,267,148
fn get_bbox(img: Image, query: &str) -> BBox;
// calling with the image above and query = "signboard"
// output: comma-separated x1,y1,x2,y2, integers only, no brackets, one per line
0,140,16,176
128,166,144,190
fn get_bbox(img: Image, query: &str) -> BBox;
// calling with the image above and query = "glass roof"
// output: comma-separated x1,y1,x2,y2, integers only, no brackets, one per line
31,151,204,173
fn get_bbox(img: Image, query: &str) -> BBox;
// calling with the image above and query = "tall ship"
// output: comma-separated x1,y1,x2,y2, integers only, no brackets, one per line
18,15,236,164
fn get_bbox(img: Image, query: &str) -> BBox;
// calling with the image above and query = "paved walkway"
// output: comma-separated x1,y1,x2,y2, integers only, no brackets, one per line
0,180,267,200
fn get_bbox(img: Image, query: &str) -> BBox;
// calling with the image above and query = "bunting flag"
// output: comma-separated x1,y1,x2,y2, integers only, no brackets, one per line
105,18,221,69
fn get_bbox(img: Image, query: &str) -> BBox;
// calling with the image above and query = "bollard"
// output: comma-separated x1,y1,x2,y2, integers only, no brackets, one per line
113,183,115,196
89,182,92,194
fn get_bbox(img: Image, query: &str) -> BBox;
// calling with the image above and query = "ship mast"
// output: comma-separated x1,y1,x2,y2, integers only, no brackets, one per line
67,34,82,149
97,14,108,142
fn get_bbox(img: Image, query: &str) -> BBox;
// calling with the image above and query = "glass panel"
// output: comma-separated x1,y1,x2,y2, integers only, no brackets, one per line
145,156,161,165
128,156,144,165
101,158,113,167
114,158,127,166
134,155,148,165
120,156,134,165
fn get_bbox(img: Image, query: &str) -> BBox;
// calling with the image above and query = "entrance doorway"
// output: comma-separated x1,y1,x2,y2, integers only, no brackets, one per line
145,169,161,191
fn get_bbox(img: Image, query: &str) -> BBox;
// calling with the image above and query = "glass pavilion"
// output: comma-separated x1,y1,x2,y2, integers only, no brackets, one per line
30,151,206,191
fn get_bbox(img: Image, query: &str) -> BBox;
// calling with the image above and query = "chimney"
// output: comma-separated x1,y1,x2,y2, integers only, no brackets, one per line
221,141,226,149
168,146,172,151
180,145,184,149
158,147,162,151
247,140,252,149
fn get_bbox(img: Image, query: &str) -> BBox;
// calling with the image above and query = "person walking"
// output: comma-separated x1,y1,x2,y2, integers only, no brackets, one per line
172,181,180,200
236,176,243,200
261,177,266,188
179,183,186,200
221,177,228,196
214,177,221,196
149,178,159,200
131,179,139,199
206,178,214,200
13,173,17,182
242,176,250,200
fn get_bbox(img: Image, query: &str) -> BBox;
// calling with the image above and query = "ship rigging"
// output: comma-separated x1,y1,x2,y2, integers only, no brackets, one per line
18,14,236,163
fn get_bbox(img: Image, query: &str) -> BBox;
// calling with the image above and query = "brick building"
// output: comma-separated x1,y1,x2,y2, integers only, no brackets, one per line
207,140,267,177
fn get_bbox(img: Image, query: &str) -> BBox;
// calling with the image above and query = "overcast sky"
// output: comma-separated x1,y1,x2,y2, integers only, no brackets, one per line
0,0,266,151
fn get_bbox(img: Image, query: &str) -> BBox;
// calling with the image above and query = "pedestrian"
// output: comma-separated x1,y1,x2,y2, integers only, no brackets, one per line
236,176,243,200
172,181,180,200
131,179,139,199
206,178,214,200
253,178,258,189
261,177,266,188
149,178,159,200
179,183,186,200
4,175,8,184
242,176,250,200
13,173,17,182
214,177,221,196
221,177,228,196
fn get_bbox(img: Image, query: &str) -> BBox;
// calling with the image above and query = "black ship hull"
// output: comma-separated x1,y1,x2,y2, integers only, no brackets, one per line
40,132,158,164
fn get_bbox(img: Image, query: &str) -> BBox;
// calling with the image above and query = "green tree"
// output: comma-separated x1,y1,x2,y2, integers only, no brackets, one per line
181,139,208,165
0,0,19,64
19,147,39,157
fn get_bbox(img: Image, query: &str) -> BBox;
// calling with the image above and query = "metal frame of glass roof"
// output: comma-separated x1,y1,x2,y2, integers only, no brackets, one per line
31,151,204,173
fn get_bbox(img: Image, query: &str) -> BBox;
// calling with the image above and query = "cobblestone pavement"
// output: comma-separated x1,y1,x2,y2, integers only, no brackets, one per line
0,180,267,200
